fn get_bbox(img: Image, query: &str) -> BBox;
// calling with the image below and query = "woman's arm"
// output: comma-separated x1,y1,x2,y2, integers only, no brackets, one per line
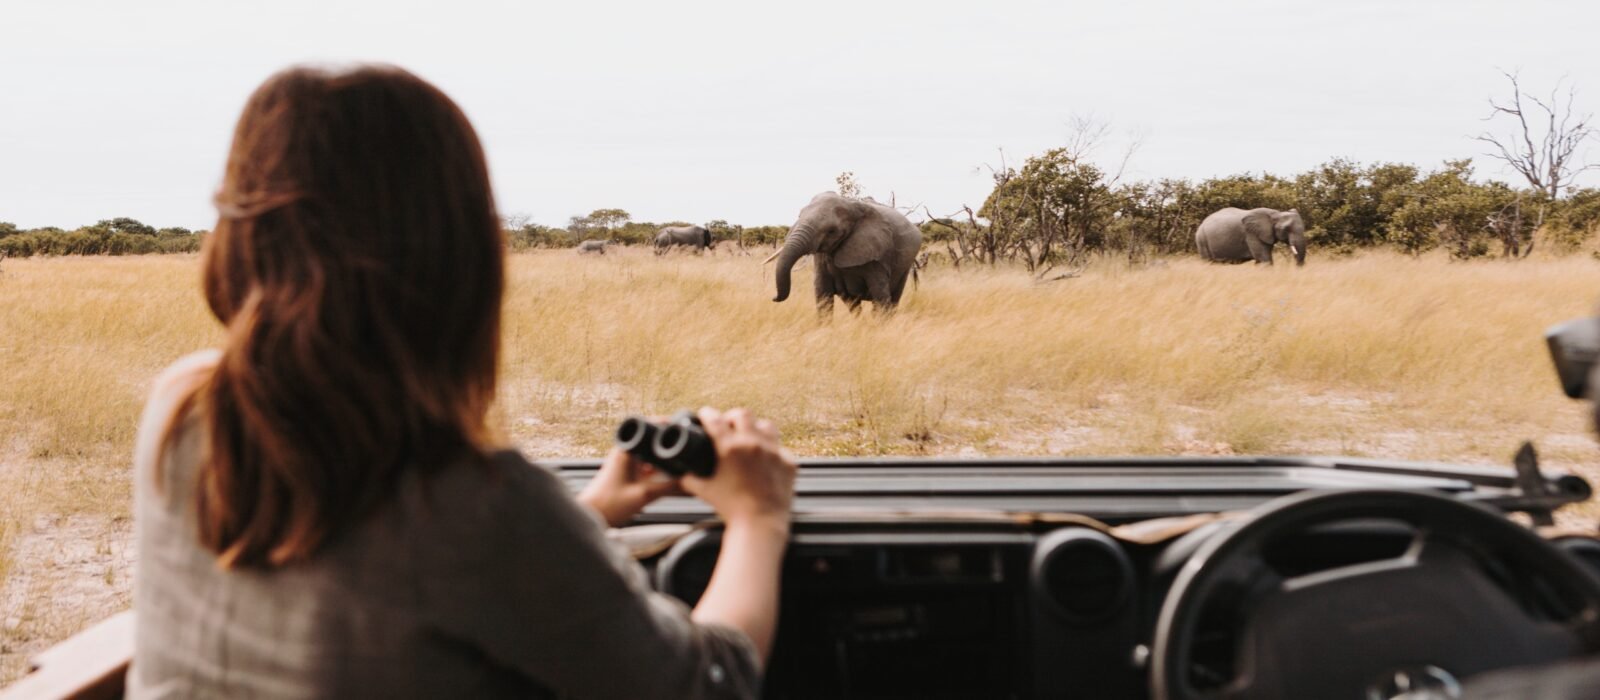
417,408,794,698
568,408,798,658
680,407,798,661
689,514,790,660
415,448,782,700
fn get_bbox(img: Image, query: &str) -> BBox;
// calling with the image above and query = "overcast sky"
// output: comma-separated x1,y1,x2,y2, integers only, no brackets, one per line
2,0,1596,230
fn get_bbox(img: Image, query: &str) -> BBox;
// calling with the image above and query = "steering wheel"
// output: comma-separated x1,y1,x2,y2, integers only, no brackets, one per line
1150,489,1600,700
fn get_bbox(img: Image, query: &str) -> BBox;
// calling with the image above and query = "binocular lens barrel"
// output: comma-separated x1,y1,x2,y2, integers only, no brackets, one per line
614,414,716,477
615,417,659,461
655,423,693,458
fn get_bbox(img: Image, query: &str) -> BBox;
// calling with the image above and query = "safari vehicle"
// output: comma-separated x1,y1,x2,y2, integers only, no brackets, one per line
5,323,1600,700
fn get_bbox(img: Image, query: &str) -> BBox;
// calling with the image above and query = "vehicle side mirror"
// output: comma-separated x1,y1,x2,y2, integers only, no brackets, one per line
1547,317,1600,399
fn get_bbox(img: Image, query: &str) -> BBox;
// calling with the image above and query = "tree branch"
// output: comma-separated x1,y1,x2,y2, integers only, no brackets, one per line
1476,70,1597,198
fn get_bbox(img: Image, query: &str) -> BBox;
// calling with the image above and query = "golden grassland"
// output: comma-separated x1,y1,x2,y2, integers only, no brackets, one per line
2,248,1600,679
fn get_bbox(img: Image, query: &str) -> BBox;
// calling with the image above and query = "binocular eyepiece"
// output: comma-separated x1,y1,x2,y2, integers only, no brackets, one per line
1548,316,1600,399
615,411,717,477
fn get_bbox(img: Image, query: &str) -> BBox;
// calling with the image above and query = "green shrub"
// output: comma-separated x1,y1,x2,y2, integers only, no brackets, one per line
0,225,202,257
1547,188,1600,252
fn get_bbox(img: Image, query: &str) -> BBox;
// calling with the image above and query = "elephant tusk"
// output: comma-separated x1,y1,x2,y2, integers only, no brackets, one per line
1290,245,1300,257
762,251,781,264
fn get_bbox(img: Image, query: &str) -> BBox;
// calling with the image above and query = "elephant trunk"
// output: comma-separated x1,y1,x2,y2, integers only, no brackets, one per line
772,225,817,302
1289,230,1307,266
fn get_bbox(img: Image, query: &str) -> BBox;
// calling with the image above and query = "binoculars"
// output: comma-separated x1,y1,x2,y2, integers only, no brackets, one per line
615,411,717,477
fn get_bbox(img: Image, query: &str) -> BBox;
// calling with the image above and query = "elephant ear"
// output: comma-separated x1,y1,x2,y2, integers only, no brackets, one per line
833,201,895,268
1271,211,1296,236
1240,209,1276,245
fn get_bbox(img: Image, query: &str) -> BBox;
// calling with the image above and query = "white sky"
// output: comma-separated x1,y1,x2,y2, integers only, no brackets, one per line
1,0,1596,230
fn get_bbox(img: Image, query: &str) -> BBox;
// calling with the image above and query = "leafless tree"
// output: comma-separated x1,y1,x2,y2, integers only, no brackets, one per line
1486,195,1536,258
1476,71,1597,201
919,205,974,269
502,213,532,231
1061,114,1144,186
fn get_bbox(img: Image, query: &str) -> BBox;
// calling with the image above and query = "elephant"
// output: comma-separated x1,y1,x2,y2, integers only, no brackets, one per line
768,192,923,316
654,225,711,254
1195,207,1307,266
576,239,607,254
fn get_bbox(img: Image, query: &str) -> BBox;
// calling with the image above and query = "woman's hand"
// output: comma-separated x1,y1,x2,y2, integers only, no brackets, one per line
578,448,680,528
680,407,797,529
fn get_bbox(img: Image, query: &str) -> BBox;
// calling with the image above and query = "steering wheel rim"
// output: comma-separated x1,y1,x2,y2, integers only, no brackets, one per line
1150,488,1600,700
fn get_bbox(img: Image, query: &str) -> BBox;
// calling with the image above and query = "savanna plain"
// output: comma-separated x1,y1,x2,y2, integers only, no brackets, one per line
2,248,1599,680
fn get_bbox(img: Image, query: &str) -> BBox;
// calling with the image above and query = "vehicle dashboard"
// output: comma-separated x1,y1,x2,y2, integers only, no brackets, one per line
549,457,1596,699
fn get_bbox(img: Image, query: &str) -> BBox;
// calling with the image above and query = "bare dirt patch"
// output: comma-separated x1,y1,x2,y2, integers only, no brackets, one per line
0,514,132,682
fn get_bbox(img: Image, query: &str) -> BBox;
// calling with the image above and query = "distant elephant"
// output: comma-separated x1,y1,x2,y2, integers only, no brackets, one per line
768,192,922,316
654,225,711,254
576,239,607,254
1195,207,1307,266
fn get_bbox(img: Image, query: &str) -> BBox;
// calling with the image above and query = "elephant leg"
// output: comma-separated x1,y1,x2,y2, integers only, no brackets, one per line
842,275,871,315
814,267,837,319
1243,234,1274,265
889,268,911,305
817,295,836,319
867,272,893,313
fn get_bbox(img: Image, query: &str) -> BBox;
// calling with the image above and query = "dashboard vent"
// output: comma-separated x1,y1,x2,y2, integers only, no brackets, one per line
1031,528,1135,624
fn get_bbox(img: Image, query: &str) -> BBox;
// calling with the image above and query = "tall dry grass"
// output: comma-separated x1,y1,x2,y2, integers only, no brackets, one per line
500,249,1600,464
1,248,1599,680
0,256,216,680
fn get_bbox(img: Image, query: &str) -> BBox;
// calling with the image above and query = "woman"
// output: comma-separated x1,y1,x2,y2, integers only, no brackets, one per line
129,64,796,699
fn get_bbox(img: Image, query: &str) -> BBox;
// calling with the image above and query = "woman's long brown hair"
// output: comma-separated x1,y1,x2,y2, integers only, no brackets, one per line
175,65,504,569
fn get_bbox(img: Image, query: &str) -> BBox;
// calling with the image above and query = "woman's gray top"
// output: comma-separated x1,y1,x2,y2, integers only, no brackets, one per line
127,353,760,698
